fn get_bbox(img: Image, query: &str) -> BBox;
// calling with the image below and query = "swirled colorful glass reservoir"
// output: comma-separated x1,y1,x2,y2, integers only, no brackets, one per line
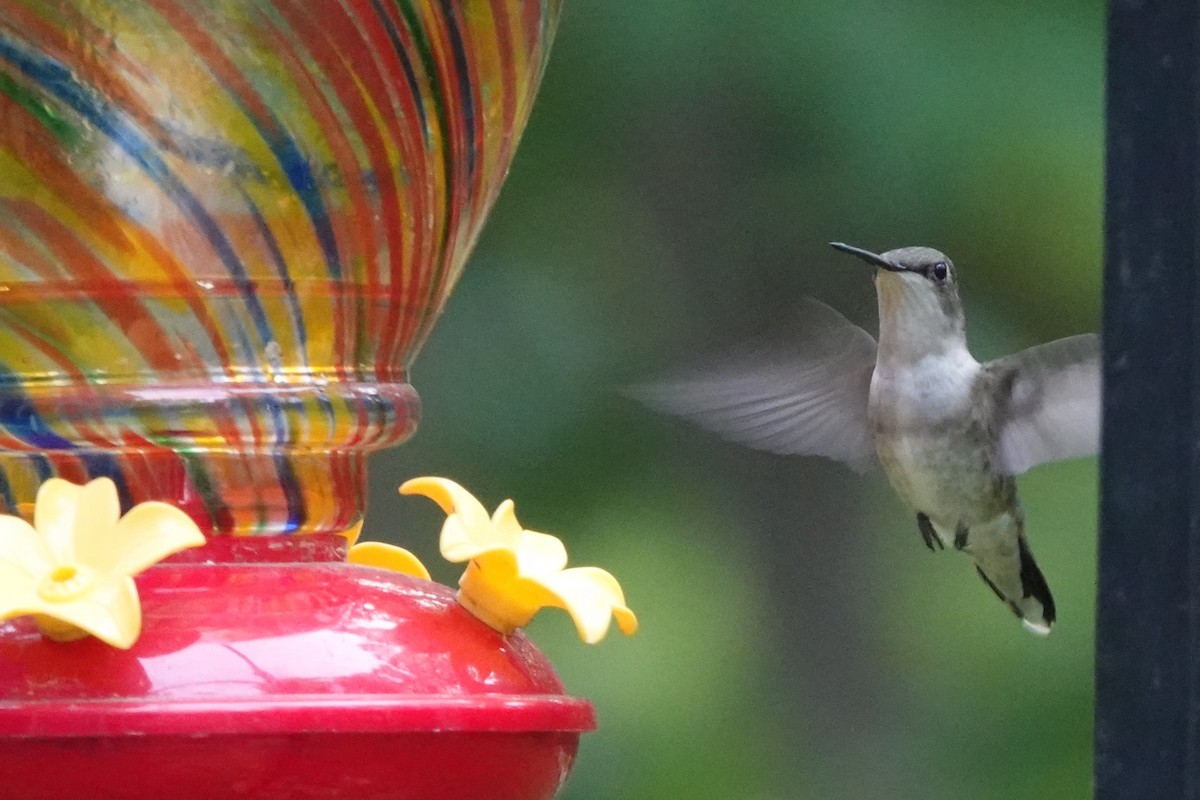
0,0,560,535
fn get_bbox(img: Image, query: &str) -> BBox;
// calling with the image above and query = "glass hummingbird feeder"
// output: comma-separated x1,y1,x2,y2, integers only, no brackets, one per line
0,2,612,798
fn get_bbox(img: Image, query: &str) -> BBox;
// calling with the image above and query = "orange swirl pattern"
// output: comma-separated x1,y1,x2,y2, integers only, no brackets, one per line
0,0,559,535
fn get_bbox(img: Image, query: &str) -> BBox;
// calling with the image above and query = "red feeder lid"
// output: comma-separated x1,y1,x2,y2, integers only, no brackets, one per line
0,563,596,737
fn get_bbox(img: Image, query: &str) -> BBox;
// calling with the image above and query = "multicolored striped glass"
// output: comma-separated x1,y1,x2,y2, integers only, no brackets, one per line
0,0,560,535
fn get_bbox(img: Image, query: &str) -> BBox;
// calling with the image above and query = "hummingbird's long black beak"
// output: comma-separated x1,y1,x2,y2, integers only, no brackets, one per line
829,242,905,272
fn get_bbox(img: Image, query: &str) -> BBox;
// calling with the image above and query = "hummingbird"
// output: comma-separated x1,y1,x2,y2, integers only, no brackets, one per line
636,243,1099,634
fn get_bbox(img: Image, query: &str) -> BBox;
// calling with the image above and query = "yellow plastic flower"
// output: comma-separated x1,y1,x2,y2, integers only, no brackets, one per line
0,477,206,648
400,477,638,644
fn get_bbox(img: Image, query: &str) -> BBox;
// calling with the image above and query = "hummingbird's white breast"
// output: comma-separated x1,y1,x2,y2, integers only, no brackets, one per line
869,347,1003,527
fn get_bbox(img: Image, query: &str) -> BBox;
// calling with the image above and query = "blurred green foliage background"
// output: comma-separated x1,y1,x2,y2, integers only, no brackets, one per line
364,2,1103,798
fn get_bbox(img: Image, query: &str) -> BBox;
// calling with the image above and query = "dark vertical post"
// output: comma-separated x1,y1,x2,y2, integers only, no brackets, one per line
1098,2,1200,798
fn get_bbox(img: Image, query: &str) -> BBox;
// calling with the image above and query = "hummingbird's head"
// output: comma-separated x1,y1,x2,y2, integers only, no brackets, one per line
829,242,966,355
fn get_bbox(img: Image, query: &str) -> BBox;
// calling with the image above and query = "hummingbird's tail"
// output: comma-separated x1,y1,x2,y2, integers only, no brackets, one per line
971,532,1056,635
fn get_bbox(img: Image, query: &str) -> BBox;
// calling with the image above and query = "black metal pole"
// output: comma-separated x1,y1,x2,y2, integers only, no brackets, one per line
1097,2,1200,798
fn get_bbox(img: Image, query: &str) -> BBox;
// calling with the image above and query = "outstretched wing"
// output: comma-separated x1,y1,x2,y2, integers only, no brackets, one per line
629,299,879,472
988,333,1100,476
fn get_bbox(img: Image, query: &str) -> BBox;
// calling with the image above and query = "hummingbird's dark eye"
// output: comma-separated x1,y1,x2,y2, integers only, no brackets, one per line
931,262,948,281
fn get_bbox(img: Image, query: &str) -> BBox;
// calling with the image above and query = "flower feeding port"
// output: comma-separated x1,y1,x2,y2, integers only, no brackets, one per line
0,2,639,798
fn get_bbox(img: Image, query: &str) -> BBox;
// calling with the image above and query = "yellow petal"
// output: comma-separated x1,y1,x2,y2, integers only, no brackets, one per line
0,515,54,576
30,575,142,649
399,477,490,525
512,529,569,576
71,478,122,562
438,515,485,563
86,501,206,577
401,477,492,543
33,478,86,563
542,567,639,644
489,500,525,547
0,560,42,621
612,604,639,636
347,542,431,580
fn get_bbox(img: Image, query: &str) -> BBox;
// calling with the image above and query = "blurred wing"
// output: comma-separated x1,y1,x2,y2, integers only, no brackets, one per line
629,299,879,472
990,333,1100,475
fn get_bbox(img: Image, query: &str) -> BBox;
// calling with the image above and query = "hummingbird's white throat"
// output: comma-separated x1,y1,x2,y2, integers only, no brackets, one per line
874,270,967,364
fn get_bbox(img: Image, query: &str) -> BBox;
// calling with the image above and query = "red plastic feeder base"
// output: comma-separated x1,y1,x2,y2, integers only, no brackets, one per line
0,557,595,800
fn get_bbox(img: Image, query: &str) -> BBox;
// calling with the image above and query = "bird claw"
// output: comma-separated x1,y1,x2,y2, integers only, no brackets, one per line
953,523,969,551
916,513,943,552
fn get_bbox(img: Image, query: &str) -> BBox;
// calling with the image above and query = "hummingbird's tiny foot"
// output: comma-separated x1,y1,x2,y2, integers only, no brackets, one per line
953,523,969,551
916,513,942,552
